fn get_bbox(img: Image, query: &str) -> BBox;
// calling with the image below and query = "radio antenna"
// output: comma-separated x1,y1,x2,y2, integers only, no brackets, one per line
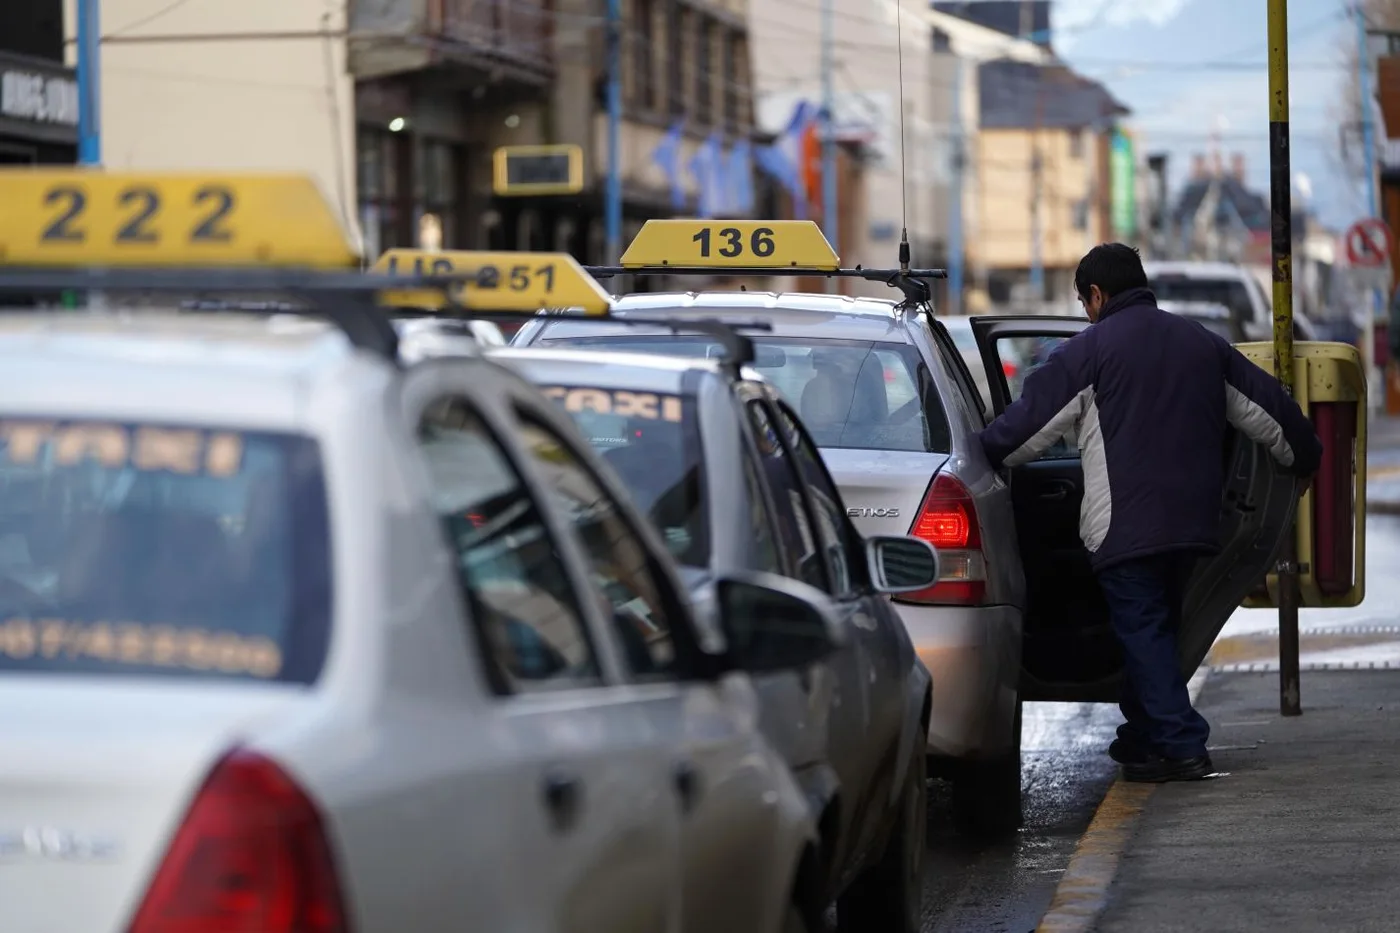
894,0,911,275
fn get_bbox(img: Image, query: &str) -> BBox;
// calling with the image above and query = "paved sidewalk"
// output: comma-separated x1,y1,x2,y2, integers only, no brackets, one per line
1094,671,1400,932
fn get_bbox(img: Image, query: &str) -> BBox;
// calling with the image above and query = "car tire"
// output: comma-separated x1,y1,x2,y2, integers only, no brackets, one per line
952,699,1023,836
835,748,926,933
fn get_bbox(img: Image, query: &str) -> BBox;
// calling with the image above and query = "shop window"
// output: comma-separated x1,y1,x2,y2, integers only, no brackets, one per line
630,0,657,112
356,127,404,256
417,138,461,249
722,30,738,133
695,19,713,126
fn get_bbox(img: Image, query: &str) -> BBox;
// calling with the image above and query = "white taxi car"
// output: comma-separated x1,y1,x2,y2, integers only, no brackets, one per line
0,172,839,933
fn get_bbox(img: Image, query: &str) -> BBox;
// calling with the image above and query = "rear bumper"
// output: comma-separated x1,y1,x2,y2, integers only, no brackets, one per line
890,601,1021,759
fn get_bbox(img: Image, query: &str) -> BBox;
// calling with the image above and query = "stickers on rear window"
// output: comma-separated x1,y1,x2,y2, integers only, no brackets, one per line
0,618,283,678
540,387,684,423
0,421,245,476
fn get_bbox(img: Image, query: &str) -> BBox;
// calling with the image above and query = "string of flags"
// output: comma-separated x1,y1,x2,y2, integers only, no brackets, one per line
650,100,822,218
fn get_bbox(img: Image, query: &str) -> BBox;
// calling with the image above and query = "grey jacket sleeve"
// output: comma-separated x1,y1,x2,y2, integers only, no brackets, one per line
1221,345,1324,477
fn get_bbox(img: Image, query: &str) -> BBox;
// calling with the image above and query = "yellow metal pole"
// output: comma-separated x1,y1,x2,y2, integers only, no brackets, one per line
1268,0,1301,716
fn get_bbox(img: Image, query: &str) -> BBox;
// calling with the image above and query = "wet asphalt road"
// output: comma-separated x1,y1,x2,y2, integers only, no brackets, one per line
918,702,1121,933
915,513,1400,932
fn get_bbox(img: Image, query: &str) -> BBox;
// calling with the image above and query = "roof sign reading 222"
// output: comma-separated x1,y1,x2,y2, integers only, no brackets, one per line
373,249,612,316
0,170,359,268
620,219,841,270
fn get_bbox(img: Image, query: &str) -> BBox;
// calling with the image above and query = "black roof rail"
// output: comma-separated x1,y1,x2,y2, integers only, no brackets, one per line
0,267,488,363
582,265,947,307
607,316,775,374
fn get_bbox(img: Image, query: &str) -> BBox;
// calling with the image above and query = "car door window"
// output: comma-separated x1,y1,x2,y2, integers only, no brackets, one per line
741,450,784,575
515,413,685,679
416,397,600,693
773,402,862,597
746,401,828,590
931,322,988,425
993,335,1079,459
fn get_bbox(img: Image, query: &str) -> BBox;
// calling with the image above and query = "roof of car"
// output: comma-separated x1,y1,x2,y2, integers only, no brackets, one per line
1158,300,1231,319
1142,261,1252,280
0,310,362,375
540,291,917,343
490,345,754,395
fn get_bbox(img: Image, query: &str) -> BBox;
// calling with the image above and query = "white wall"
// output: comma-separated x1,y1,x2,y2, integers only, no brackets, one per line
63,0,359,249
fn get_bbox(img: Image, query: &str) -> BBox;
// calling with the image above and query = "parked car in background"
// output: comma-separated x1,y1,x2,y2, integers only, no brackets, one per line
938,314,1022,414
1144,260,1317,341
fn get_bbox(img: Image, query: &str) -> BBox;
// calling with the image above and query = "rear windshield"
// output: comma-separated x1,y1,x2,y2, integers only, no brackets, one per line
538,334,950,453
539,385,708,567
0,420,331,685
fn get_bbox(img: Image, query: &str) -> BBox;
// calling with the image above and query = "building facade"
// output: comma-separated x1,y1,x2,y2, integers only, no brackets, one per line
3,0,76,164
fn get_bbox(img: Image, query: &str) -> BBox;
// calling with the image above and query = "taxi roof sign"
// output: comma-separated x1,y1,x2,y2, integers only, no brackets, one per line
372,249,612,316
0,170,358,269
620,219,840,271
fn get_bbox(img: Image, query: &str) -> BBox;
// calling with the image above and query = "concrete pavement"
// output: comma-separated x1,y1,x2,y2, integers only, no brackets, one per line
1038,670,1400,933
1367,415,1400,514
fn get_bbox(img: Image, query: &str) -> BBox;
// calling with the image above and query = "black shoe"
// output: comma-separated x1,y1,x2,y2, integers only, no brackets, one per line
1108,738,1150,765
1122,754,1213,783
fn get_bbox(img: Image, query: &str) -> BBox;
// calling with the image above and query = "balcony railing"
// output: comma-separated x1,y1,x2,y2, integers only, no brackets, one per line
428,0,555,75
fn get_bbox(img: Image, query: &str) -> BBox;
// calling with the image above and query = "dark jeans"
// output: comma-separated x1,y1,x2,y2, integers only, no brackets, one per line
1097,552,1211,759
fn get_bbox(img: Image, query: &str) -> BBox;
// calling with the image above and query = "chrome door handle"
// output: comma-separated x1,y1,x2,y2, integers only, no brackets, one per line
673,760,700,814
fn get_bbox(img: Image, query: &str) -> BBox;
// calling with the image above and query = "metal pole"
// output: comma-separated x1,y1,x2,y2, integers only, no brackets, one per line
604,0,623,264
1358,4,1383,409
77,0,102,165
821,0,838,291
1267,0,1301,717
948,56,965,316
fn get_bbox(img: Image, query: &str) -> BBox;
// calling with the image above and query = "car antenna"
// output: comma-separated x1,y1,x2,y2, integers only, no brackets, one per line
889,0,931,314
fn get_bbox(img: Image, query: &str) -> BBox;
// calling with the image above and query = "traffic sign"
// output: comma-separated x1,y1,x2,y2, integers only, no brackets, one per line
1345,217,1393,268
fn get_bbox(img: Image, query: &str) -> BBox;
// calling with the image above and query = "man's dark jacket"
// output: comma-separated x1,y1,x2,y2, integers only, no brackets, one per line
978,287,1323,571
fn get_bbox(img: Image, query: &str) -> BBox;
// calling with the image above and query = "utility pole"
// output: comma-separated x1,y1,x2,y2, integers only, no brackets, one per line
1267,0,1301,717
821,0,838,291
1358,2,1382,409
947,55,965,315
1023,0,1045,301
604,0,623,263
76,0,101,165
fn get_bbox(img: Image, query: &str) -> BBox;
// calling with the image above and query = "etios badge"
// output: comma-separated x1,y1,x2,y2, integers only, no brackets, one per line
847,507,900,518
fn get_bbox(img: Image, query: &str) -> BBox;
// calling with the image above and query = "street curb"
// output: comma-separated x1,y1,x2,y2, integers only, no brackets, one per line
1034,669,1210,933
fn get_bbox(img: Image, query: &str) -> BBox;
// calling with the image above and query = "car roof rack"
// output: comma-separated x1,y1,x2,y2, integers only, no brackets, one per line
585,219,947,307
0,266,464,362
610,316,775,375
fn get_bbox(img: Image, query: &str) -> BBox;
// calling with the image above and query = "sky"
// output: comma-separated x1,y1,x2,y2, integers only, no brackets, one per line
1051,0,1363,232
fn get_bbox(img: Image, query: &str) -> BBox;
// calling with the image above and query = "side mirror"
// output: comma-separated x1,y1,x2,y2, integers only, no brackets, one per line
865,535,941,594
713,571,846,674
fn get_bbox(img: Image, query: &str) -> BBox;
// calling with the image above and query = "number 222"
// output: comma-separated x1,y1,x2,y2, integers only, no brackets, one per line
40,185,237,245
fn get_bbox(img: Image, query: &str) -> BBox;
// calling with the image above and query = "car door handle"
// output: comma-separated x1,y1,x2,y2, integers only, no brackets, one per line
673,760,700,814
1038,481,1074,500
542,769,582,831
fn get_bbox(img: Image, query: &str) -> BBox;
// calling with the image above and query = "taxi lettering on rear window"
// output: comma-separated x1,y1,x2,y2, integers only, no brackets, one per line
0,418,332,684
539,386,685,423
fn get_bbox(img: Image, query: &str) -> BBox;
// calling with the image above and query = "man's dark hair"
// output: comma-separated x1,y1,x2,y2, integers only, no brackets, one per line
1074,243,1148,300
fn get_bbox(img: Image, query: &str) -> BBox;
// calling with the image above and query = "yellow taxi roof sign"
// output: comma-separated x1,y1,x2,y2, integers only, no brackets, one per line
372,249,612,316
620,219,840,271
0,169,358,269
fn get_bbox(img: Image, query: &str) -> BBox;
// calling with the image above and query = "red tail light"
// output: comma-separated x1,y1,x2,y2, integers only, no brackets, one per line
901,472,987,605
128,749,349,933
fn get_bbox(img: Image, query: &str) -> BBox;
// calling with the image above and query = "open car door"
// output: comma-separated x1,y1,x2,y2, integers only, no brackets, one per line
970,315,1298,703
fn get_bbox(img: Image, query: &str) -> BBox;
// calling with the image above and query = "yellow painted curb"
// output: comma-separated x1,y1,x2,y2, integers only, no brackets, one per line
1035,782,1156,933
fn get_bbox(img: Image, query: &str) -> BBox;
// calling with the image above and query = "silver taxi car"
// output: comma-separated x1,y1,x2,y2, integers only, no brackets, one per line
491,341,938,933
512,293,1299,835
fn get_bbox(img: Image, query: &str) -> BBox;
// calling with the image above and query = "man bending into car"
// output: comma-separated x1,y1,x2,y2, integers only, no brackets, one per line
977,243,1322,783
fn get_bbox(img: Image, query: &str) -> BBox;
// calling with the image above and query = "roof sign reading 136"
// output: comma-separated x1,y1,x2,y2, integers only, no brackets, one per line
620,219,841,270
0,170,359,268
372,249,612,316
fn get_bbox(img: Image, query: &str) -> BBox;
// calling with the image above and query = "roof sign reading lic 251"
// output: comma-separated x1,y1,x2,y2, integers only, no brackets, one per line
1,69,78,127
